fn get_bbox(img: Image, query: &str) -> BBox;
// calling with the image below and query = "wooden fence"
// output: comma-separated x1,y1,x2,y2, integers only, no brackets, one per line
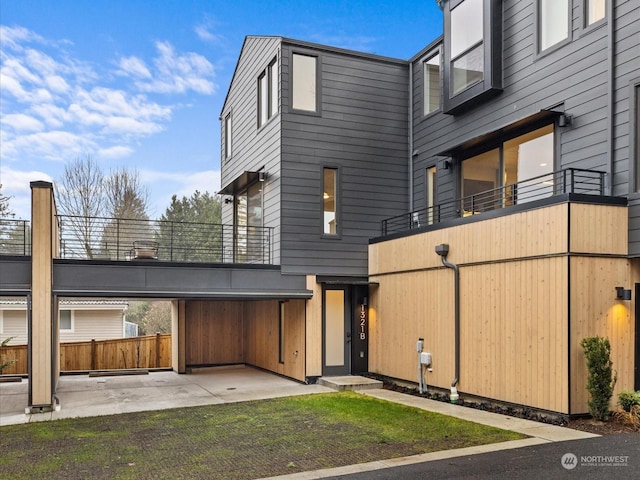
0,334,171,375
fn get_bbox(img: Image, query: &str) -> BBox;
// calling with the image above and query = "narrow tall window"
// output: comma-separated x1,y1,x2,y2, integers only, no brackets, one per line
292,53,317,112
424,52,441,115
258,57,278,128
539,0,569,51
586,0,605,26
323,168,338,235
224,113,232,160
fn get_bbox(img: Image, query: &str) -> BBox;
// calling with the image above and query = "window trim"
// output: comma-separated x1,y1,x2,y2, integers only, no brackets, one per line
535,0,572,57
422,47,442,117
291,50,322,116
443,0,502,115
321,166,340,238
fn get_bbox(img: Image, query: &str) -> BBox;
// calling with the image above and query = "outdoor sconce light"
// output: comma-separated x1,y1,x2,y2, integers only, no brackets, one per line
615,286,632,301
558,113,573,127
224,197,234,204
258,171,267,182
443,160,452,170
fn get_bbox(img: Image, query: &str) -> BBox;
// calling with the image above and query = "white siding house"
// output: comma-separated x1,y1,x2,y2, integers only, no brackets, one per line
0,299,128,345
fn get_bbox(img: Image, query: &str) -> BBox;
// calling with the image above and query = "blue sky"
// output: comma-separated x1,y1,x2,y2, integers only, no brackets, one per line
1,0,443,219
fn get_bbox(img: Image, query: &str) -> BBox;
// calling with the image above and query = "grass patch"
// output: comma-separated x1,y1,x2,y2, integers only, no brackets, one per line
0,391,526,479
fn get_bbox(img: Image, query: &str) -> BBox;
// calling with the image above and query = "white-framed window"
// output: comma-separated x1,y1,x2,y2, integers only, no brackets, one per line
423,50,441,115
539,0,569,52
292,53,318,112
60,309,73,332
585,0,606,26
224,113,232,161
426,166,437,224
258,57,278,127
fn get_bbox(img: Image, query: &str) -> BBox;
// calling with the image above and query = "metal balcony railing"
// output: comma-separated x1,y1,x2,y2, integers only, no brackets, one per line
381,168,606,236
0,219,31,256
57,215,273,264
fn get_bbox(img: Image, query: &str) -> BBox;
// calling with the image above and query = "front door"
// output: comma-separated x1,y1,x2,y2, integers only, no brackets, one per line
322,287,351,376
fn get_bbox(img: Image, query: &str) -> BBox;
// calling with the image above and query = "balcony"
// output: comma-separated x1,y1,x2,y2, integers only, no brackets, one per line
0,219,31,256
381,168,607,237
0,215,270,265
54,216,273,264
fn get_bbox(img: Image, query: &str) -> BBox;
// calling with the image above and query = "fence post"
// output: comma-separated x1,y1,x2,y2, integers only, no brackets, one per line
90,339,96,371
155,333,161,368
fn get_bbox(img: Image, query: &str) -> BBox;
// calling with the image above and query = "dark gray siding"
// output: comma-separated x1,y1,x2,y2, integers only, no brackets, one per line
615,1,640,254
220,37,283,264
279,43,409,276
412,1,613,212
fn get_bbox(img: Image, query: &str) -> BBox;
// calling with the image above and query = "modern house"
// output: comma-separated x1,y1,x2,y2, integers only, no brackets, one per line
1,0,637,417
0,298,129,345
217,0,640,415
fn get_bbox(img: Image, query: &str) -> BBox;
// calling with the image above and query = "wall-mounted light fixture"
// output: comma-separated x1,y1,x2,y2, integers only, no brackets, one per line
224,197,234,204
443,159,452,170
558,113,573,127
615,286,632,301
258,171,267,182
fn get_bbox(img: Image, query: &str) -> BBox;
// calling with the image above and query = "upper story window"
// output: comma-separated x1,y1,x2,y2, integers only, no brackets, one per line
450,0,483,95
423,50,441,115
224,113,232,161
539,0,569,52
258,57,278,128
443,0,502,115
586,0,606,26
292,53,318,112
322,167,338,236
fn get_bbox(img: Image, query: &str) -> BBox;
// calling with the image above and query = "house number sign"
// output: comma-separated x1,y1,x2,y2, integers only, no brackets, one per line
359,303,367,340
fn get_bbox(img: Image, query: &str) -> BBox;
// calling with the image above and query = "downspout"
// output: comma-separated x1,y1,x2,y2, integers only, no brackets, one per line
408,62,414,212
607,0,615,195
435,243,460,403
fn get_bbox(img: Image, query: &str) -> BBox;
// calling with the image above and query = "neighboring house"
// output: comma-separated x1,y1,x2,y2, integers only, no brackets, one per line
217,0,640,415
0,298,129,345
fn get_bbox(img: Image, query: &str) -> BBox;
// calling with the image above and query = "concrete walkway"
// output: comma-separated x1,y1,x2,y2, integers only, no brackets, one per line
0,367,598,479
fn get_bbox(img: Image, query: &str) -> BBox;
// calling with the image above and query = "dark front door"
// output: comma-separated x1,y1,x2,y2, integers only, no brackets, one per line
322,287,351,376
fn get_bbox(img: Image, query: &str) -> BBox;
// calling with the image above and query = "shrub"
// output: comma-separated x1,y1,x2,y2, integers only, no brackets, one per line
618,390,640,412
0,337,17,373
580,336,617,421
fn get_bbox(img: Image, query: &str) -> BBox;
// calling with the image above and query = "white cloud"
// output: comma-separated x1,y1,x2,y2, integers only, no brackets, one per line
138,41,216,95
118,56,151,78
195,24,224,45
1,113,44,132
0,25,45,51
3,130,95,162
0,164,53,219
97,145,134,159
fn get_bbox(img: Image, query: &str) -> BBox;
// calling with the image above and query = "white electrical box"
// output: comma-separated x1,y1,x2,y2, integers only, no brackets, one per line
420,352,432,366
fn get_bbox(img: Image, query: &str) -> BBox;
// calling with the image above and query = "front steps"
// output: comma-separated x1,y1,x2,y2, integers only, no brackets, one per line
318,375,383,391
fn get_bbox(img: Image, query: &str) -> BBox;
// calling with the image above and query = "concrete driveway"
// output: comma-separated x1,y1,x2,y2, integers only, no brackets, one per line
0,365,332,426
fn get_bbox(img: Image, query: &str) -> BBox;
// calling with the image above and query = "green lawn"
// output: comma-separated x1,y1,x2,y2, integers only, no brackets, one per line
0,391,526,479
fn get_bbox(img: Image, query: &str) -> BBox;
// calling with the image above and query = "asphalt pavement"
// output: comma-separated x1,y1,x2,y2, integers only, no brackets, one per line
328,434,640,480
